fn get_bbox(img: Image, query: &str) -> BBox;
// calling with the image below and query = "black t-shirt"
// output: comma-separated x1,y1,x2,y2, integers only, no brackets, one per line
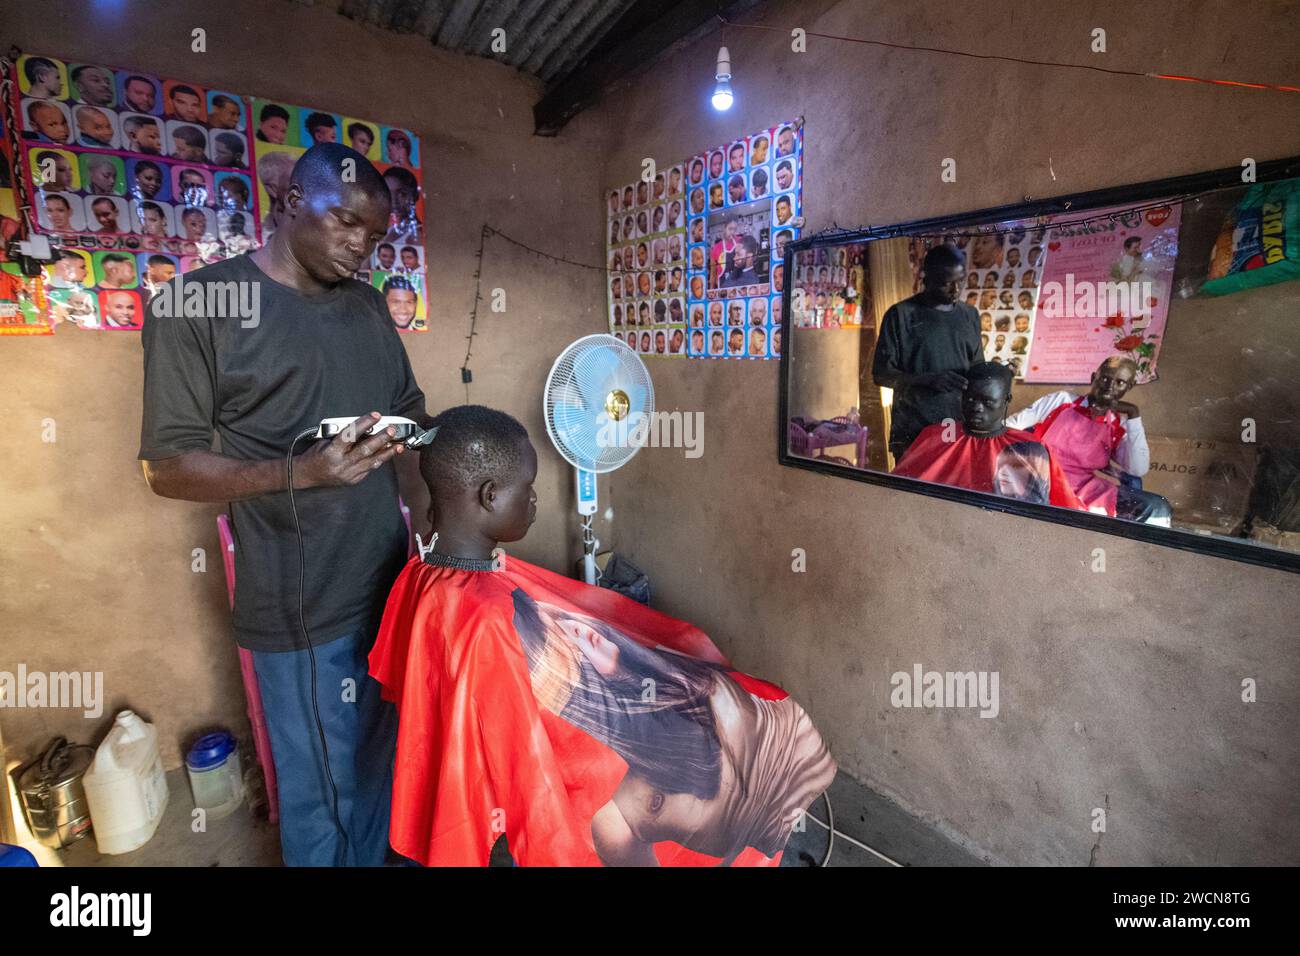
138,254,426,652
871,295,981,454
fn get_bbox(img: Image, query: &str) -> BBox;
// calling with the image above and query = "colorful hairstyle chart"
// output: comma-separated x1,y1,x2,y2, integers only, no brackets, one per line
0,78,52,336
12,53,258,330
605,158,689,357
790,241,871,333
904,203,1179,383
3,54,426,334
607,118,803,360
252,97,425,332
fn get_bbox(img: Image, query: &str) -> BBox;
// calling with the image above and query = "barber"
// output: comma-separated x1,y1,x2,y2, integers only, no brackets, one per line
871,244,981,461
138,143,431,866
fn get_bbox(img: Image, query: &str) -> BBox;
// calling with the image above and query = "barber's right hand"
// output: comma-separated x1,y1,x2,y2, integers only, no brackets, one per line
295,412,406,489
918,370,968,392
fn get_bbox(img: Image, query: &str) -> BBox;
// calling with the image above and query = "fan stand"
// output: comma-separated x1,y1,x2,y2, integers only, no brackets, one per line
575,468,599,585
544,334,651,587
580,511,599,585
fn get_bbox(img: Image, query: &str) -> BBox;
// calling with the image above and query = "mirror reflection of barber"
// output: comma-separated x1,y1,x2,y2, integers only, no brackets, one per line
871,245,981,460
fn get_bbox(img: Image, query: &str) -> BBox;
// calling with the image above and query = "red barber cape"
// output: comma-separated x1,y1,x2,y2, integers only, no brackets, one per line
893,423,1088,510
369,554,836,867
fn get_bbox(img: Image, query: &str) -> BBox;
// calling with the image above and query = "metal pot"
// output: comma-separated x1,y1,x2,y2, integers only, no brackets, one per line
15,737,95,848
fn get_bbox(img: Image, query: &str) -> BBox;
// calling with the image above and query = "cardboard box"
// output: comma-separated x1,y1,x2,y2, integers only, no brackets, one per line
1249,522,1300,553
1143,437,1258,531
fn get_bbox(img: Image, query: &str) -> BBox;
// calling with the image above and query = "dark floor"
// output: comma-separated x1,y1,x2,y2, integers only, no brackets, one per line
56,767,281,867
41,766,982,867
780,771,985,867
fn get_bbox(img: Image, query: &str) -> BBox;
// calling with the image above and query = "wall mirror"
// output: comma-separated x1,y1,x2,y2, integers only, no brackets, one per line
779,157,1300,572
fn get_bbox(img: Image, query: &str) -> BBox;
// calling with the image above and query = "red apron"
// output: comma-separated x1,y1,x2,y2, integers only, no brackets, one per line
1034,399,1125,515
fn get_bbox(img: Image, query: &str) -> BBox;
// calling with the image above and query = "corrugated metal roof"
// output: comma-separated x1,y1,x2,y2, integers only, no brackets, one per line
305,0,641,84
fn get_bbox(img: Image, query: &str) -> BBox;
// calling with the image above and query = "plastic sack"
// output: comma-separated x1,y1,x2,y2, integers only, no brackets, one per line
1247,446,1300,533
597,553,651,605
1202,179,1300,296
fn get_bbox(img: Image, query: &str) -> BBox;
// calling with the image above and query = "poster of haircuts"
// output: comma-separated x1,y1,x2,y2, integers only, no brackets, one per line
1025,202,1180,384
252,97,426,332
956,223,1046,381
906,222,1046,381
791,241,869,329
10,53,258,331
607,118,802,360
0,84,55,335
605,157,688,357
4,54,427,335
909,204,1179,383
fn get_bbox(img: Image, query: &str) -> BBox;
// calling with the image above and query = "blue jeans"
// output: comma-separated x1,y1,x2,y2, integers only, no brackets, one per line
251,628,397,866
1115,485,1173,526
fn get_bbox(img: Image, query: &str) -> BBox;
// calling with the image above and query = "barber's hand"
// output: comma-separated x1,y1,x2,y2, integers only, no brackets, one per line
916,370,968,392
295,412,405,489
1113,400,1140,419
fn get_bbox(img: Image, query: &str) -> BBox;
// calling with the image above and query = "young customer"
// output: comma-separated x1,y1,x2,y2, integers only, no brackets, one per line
369,406,837,867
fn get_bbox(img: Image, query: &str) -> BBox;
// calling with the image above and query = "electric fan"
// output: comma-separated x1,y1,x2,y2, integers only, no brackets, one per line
543,333,654,584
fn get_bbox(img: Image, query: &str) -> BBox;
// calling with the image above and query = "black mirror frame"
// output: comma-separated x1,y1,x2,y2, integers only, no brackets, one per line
778,154,1300,574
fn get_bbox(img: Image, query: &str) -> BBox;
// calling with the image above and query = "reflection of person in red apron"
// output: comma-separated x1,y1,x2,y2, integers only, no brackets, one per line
1006,357,1172,525
893,362,1087,510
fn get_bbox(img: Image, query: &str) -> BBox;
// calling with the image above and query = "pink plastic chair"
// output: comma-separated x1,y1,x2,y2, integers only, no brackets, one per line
217,513,279,825
790,413,868,468
215,497,415,827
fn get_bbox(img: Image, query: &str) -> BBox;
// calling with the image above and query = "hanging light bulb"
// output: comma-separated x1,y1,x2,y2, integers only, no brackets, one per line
711,46,733,111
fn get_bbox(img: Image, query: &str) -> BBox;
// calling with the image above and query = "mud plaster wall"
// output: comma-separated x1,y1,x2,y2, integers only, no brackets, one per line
1,0,607,770
590,0,1300,864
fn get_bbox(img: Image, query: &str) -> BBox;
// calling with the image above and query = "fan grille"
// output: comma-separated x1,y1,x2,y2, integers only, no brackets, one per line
544,334,654,473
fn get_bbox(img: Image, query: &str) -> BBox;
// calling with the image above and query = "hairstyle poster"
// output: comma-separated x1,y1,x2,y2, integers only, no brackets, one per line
11,53,258,331
606,118,802,360
252,97,426,332
906,222,1046,382
5,54,427,334
689,120,802,359
790,241,869,330
605,157,688,358
0,85,53,335
959,222,1047,382
1025,202,1180,385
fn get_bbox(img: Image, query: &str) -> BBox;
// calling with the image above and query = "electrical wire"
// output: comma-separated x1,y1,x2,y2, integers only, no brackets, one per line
716,16,1300,95
462,224,609,398
286,427,350,868
484,224,609,272
820,791,834,866
462,226,488,403
805,194,1203,245
804,798,905,867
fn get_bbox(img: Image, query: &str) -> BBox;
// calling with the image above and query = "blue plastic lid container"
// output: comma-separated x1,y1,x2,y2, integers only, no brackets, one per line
0,843,39,867
186,732,236,771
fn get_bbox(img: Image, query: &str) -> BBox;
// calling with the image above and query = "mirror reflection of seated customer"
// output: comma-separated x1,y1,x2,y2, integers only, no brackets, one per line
1005,356,1172,526
893,362,1087,510
871,244,982,461
368,405,837,867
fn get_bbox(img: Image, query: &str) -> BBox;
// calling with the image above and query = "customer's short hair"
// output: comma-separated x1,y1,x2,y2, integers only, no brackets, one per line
419,405,529,497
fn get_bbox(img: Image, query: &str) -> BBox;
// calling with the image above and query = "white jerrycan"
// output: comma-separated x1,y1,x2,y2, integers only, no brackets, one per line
83,710,169,854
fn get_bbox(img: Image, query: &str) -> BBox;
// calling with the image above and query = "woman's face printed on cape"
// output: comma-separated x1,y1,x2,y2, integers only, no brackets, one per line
555,614,620,677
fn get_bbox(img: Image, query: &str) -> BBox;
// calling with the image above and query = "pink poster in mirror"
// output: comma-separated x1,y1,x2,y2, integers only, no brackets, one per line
1025,202,1181,385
